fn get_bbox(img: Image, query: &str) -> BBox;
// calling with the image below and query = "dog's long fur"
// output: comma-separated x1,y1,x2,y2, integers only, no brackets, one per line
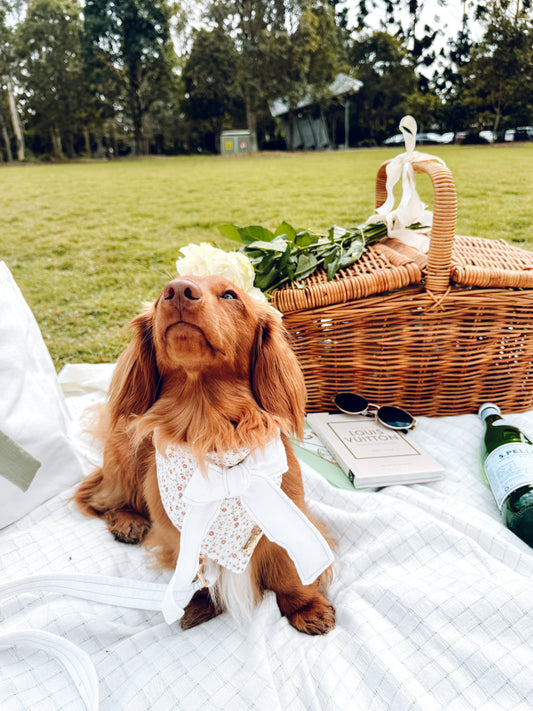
75,275,335,634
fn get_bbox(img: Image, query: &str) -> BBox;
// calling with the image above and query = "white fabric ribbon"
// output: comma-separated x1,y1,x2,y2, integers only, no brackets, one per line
161,436,334,624
0,572,172,711
0,628,99,711
368,115,446,253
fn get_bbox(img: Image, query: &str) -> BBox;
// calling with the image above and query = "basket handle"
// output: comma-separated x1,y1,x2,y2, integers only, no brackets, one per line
375,159,457,294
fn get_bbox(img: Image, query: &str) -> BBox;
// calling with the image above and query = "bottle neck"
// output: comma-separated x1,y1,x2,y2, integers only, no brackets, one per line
479,403,502,422
485,414,503,426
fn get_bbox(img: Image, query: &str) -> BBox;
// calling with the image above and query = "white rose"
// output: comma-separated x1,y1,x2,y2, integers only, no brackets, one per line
176,243,266,301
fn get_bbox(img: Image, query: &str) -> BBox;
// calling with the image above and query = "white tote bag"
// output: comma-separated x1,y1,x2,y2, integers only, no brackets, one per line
0,261,85,527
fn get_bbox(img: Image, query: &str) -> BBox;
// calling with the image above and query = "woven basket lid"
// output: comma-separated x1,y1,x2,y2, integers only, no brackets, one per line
270,159,533,314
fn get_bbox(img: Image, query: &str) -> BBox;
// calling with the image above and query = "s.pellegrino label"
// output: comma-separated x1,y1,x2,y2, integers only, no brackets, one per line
484,442,533,509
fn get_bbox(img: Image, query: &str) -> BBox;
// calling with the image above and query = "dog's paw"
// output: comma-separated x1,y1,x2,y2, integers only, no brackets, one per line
103,509,151,544
181,588,222,630
286,596,336,635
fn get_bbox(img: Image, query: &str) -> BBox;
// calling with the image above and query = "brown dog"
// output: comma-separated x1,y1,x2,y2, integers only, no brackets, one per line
75,275,335,634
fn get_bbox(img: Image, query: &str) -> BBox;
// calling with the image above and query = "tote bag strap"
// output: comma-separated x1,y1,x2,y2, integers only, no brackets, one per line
0,573,169,711
0,629,99,711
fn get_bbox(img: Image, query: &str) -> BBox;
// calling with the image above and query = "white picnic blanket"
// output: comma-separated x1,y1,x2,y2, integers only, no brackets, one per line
1,364,533,710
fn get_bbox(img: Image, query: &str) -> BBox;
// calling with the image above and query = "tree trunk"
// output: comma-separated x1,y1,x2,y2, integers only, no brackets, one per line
111,125,119,158
84,128,91,156
51,127,64,159
493,106,502,137
288,108,296,151
66,130,75,159
0,111,13,162
95,133,105,158
244,87,258,152
129,84,143,155
5,76,24,161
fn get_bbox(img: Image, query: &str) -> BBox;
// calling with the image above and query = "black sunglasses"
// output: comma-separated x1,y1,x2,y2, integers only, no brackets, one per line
334,392,416,431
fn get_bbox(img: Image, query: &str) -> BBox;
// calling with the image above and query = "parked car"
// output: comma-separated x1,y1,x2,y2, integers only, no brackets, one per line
382,132,446,146
479,130,496,143
439,132,455,144
514,126,533,141
442,129,494,144
504,126,533,141
382,133,404,145
416,132,445,145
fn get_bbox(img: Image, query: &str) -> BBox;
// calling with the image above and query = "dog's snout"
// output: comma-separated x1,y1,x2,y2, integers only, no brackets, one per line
163,279,203,304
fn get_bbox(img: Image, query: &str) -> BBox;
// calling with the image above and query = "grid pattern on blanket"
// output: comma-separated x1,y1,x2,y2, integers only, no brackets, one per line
2,383,533,710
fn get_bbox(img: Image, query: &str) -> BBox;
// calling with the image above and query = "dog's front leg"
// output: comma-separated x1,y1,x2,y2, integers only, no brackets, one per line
251,538,336,635
75,466,152,544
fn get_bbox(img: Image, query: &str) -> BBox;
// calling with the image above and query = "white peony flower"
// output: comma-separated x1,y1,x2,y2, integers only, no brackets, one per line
176,243,267,302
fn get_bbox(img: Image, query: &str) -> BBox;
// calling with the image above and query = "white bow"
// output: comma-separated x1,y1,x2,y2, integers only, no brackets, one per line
161,436,334,624
367,115,446,253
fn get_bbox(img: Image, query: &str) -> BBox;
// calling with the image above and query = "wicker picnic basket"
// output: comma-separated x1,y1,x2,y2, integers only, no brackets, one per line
270,159,533,417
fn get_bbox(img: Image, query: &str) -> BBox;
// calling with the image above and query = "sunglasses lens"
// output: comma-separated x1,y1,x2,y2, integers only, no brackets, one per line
334,393,368,414
378,405,415,429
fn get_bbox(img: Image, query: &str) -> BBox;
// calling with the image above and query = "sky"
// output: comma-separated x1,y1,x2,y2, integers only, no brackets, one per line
417,0,465,34
349,0,470,42
178,1,478,57
413,1,475,43
349,0,484,61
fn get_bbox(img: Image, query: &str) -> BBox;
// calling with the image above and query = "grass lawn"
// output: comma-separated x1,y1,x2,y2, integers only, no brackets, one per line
2,143,533,369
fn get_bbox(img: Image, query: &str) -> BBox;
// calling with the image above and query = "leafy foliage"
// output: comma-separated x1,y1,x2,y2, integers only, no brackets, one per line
182,28,244,151
1,0,533,158
459,2,533,135
83,0,177,153
218,220,390,292
16,0,84,158
348,31,417,143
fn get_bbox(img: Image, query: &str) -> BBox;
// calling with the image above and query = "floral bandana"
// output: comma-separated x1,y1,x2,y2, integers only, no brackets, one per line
157,444,273,574
156,435,334,623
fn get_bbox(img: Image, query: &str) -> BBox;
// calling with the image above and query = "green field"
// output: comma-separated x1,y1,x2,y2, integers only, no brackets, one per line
2,144,533,369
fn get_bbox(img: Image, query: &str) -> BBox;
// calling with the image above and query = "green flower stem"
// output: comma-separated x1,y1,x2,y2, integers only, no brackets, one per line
218,219,422,294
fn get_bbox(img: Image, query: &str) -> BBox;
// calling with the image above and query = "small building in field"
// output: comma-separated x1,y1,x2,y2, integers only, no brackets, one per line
220,130,254,155
269,73,363,151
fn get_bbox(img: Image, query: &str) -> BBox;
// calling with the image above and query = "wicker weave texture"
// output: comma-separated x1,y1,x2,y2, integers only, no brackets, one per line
271,241,423,313
273,158,533,416
451,236,533,288
283,287,533,416
271,160,533,314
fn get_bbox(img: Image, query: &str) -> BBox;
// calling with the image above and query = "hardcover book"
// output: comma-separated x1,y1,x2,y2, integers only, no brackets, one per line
305,412,444,489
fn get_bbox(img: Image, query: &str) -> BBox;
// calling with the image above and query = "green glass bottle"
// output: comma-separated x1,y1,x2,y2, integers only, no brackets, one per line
479,403,533,547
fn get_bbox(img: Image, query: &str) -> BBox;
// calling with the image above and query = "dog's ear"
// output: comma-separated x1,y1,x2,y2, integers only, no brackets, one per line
107,307,160,424
250,310,306,439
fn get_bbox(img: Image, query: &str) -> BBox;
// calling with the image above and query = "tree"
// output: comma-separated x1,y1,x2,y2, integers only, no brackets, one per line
259,2,344,149
206,1,344,150
348,30,419,143
206,0,297,150
0,0,24,160
460,0,533,135
354,0,448,73
182,28,243,151
432,1,476,133
83,0,179,154
16,0,84,158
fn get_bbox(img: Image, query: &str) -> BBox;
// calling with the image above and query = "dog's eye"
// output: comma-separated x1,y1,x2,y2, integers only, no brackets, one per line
221,290,238,300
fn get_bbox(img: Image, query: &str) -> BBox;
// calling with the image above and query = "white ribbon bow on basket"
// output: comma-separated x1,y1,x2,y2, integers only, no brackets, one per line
367,115,447,253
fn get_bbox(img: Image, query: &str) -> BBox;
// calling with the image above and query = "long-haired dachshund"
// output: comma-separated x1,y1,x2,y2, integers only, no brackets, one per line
75,275,335,634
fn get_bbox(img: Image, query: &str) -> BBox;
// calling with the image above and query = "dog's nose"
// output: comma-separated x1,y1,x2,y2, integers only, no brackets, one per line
163,279,203,303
